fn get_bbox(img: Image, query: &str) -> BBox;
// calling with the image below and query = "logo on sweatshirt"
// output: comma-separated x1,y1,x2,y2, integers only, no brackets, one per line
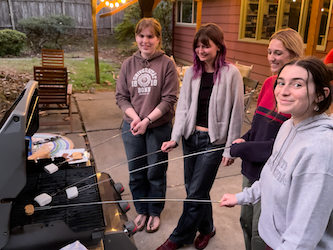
132,68,158,95
267,151,288,186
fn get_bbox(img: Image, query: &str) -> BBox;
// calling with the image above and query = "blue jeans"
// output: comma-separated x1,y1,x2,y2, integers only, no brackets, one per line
122,121,172,216
169,130,224,245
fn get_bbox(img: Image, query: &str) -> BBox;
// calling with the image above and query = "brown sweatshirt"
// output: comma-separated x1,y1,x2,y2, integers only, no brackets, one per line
116,50,179,128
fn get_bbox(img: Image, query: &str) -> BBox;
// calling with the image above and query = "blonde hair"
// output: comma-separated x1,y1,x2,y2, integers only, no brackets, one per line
269,28,304,59
135,18,162,50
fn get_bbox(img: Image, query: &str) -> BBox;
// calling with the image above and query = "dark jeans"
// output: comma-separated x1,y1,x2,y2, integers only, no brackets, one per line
122,121,172,216
240,176,266,250
169,130,224,245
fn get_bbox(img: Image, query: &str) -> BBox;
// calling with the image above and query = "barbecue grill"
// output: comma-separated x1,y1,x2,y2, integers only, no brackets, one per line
0,80,137,250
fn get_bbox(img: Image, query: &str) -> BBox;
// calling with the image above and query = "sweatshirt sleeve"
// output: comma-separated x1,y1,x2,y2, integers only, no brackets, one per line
230,140,274,162
115,59,133,112
236,179,261,205
156,59,179,115
274,173,333,250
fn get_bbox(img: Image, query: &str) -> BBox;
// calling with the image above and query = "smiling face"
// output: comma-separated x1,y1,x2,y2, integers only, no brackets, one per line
274,65,317,125
135,27,160,59
268,39,293,74
195,39,220,71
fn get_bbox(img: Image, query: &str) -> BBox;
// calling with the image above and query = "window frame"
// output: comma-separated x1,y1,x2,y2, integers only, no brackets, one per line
238,0,333,51
175,0,197,27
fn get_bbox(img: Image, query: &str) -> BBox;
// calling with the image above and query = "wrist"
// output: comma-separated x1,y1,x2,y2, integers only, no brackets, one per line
146,116,153,124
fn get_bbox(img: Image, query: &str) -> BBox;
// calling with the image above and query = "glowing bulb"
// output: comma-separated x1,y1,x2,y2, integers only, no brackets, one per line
121,0,126,3
321,8,325,12
115,2,119,7
110,2,114,7
101,0,104,2
292,0,296,2
105,1,109,5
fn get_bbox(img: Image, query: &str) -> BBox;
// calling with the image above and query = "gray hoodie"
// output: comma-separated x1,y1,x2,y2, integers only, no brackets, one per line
236,113,333,249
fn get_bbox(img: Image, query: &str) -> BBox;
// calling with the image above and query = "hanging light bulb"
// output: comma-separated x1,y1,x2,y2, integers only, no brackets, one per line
121,0,126,4
321,8,325,12
115,2,119,7
101,0,104,2
110,2,114,7
105,1,109,6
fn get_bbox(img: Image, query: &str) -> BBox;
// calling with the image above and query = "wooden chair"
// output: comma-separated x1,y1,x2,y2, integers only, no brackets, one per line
243,77,259,124
34,66,73,132
236,61,253,78
42,49,65,67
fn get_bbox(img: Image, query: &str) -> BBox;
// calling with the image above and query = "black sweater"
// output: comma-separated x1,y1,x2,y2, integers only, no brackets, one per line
230,76,291,182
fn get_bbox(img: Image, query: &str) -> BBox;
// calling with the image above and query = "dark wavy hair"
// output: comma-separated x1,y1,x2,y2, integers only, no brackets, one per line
192,23,228,82
274,56,333,114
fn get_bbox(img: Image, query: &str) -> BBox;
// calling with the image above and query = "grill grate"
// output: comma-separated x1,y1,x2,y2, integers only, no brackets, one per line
10,166,105,232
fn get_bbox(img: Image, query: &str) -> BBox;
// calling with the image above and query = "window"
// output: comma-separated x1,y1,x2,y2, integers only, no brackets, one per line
240,0,333,50
176,0,197,26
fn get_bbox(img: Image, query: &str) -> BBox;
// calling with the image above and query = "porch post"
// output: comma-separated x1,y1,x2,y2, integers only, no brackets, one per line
305,0,324,55
195,0,202,31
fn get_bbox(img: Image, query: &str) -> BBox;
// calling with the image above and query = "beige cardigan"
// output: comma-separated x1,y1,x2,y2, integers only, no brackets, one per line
171,64,244,158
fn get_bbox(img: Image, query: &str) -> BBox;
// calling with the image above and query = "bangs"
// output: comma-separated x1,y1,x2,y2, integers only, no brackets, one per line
196,33,211,46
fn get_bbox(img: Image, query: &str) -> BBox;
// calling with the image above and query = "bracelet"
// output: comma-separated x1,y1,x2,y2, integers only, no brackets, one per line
146,116,153,124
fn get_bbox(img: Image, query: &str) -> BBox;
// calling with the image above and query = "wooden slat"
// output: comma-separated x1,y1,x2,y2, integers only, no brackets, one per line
34,65,72,132
42,49,65,67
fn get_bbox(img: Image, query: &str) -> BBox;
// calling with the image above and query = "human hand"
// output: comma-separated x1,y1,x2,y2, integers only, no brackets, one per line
220,194,238,207
232,138,246,144
222,157,234,167
131,118,149,135
161,140,177,152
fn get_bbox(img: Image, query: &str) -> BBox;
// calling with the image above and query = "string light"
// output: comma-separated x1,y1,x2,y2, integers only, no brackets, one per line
121,0,126,3
105,1,109,5
101,0,104,2
115,2,119,7
321,8,325,12
110,2,114,7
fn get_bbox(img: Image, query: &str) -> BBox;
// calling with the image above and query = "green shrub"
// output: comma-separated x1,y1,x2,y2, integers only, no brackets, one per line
114,3,141,42
18,14,75,53
0,29,27,57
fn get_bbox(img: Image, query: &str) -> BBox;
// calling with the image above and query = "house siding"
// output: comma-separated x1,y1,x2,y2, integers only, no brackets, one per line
173,0,333,87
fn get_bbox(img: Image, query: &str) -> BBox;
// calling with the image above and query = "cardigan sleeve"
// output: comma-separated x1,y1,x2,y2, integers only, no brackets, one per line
222,66,244,158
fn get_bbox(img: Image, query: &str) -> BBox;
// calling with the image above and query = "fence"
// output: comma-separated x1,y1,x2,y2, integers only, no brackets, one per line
0,0,124,34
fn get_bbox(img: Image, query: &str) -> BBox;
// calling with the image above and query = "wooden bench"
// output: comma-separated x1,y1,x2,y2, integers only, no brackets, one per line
34,66,73,132
42,49,65,67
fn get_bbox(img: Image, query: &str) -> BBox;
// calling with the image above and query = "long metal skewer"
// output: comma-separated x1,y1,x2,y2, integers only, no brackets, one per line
34,198,221,212
76,146,229,193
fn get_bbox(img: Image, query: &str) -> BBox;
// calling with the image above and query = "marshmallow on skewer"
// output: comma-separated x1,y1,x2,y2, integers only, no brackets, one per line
44,163,59,174
25,204,35,216
66,186,79,199
34,193,52,206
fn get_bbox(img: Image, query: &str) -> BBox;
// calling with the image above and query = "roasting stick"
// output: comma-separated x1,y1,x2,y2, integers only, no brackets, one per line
77,146,229,193
54,129,131,167
26,198,221,215
49,129,132,196
50,149,163,196
30,146,228,211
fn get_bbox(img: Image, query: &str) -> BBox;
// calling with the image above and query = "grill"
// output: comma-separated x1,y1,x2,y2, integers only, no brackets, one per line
0,81,137,250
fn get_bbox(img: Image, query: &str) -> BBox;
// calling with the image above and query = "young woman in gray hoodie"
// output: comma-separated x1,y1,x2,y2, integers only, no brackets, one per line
221,57,333,250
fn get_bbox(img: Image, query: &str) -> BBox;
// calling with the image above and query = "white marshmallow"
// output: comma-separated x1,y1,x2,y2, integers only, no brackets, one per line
44,163,59,174
34,193,52,206
66,186,79,199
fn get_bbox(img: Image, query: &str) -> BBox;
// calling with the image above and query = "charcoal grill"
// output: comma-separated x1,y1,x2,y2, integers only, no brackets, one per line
0,80,137,250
